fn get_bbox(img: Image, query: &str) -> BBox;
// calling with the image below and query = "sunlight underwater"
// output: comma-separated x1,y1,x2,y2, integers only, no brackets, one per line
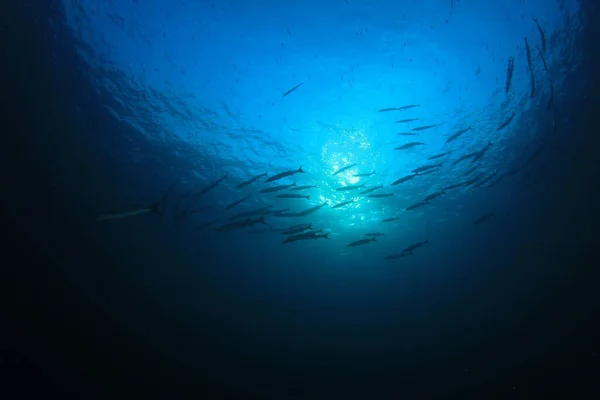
63,0,582,265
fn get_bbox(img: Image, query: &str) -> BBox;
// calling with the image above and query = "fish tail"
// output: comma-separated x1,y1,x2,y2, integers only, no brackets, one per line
150,201,164,216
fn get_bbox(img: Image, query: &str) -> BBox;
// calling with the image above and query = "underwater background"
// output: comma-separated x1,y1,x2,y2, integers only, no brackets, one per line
3,0,599,398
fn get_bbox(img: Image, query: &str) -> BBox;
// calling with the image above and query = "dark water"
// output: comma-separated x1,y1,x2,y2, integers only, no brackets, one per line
2,0,599,398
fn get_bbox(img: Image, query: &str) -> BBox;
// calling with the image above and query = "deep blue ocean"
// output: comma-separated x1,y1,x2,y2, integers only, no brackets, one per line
3,0,599,398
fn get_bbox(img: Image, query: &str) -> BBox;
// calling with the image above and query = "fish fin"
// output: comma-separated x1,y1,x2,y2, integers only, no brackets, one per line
298,166,304,173
306,195,310,200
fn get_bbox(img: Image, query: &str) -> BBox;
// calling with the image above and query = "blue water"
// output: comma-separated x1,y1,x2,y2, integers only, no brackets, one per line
12,0,597,397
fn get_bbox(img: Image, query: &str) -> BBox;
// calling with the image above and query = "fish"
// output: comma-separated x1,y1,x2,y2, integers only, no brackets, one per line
423,191,446,201
443,181,468,191
533,18,546,53
452,152,479,166
196,217,220,229
365,232,385,237
265,166,304,183
382,217,399,222
397,104,420,111
276,193,310,199
485,168,519,188
282,82,303,97
445,126,472,143
486,175,505,188
291,185,318,191
260,182,297,193
385,252,412,260
417,168,438,176
505,167,520,177
236,172,267,189
377,105,420,112
216,216,268,231
331,199,356,208
271,212,304,218
496,113,515,131
360,185,383,194
539,48,550,74
196,173,228,198
391,174,416,186
396,118,419,124
354,172,376,177
428,151,451,160
264,208,290,215
505,57,515,94
412,124,439,132
412,164,442,174
228,204,273,221
186,205,213,217
471,142,493,162
272,203,324,218
547,79,555,110
525,142,546,166
281,222,312,235
398,132,419,136
367,193,394,198
97,207,155,222
281,229,330,244
524,37,535,98
464,163,481,176
471,171,498,188
173,190,191,213
225,194,252,210
525,37,533,71
463,172,486,187
97,179,179,222
402,240,428,254
474,212,495,225
538,49,554,110
347,237,377,247
406,201,429,211
333,163,357,175
298,201,329,215
395,142,425,150
335,184,365,191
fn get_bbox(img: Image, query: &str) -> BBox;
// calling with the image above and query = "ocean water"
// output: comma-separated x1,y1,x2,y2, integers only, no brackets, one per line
4,0,599,398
